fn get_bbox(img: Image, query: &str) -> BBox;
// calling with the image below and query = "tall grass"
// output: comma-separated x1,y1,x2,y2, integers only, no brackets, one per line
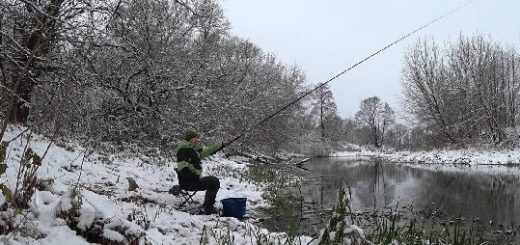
351,205,514,244
199,221,310,245
206,163,309,244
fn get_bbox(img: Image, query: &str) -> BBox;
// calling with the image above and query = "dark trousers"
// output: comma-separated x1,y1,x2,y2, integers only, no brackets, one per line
182,176,220,209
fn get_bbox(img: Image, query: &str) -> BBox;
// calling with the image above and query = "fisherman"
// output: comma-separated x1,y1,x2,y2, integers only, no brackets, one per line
175,130,229,214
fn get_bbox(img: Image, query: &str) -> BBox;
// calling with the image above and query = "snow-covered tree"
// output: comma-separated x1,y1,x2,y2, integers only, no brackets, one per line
355,96,395,148
402,35,520,147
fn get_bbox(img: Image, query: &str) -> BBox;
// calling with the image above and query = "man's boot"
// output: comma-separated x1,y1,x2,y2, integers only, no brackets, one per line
202,191,218,214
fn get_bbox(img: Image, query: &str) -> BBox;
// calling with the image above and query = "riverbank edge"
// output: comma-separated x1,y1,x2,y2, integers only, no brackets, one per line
332,148,520,166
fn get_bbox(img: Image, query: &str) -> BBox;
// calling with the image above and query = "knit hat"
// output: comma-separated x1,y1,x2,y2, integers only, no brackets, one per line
184,130,199,141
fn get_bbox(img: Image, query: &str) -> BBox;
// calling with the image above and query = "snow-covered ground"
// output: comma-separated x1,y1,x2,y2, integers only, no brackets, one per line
0,126,314,244
8,127,512,244
335,147,520,165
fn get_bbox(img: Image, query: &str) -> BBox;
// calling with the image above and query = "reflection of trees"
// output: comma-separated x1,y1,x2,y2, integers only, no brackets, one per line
303,159,399,210
304,158,520,227
412,168,520,225
349,162,398,209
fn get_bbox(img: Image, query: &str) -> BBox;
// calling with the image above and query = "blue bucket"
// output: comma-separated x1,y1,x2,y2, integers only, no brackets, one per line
221,198,247,219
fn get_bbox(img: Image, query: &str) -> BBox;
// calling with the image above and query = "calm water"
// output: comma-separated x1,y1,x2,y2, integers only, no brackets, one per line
302,158,520,228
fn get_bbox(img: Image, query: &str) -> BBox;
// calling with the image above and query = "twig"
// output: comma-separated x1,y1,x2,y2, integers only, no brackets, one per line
14,131,32,200
173,0,201,18
3,210,32,242
41,123,60,160
5,127,31,143
74,150,88,190
104,0,123,30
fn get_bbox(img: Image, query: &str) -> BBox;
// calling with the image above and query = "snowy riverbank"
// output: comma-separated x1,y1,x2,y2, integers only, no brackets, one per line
334,147,520,166
0,127,315,244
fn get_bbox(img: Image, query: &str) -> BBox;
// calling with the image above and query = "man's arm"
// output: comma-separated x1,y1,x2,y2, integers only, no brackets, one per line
200,143,224,158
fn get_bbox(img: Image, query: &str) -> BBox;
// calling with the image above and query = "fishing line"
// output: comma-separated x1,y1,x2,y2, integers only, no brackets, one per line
228,0,475,145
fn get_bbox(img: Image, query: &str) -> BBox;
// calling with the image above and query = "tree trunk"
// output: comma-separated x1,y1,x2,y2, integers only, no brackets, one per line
5,0,64,124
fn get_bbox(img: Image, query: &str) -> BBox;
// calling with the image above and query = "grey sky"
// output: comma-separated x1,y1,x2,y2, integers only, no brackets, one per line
221,0,520,119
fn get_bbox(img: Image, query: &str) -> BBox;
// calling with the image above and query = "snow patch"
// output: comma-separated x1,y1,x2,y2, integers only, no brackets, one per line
1,126,313,244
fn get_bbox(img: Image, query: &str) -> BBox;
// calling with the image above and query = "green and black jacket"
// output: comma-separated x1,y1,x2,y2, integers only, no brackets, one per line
176,140,223,187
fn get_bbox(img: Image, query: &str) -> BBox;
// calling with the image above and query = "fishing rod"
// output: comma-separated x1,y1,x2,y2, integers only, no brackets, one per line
227,0,475,145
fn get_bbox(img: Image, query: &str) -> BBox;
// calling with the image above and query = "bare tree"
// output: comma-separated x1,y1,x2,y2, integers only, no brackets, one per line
309,85,339,143
402,39,463,144
402,35,520,147
355,96,395,148
0,0,98,124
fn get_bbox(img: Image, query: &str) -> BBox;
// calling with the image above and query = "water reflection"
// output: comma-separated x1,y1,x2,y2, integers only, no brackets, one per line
303,158,520,227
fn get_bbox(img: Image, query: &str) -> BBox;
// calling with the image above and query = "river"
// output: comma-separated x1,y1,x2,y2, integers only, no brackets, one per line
300,157,520,242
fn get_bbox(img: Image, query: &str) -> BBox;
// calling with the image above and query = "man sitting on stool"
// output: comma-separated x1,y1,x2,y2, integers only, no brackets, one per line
175,130,229,214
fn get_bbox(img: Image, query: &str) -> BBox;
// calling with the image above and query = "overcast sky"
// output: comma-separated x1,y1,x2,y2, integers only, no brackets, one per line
221,0,520,119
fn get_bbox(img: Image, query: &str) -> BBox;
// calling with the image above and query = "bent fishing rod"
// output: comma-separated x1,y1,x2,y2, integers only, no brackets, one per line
226,0,475,146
